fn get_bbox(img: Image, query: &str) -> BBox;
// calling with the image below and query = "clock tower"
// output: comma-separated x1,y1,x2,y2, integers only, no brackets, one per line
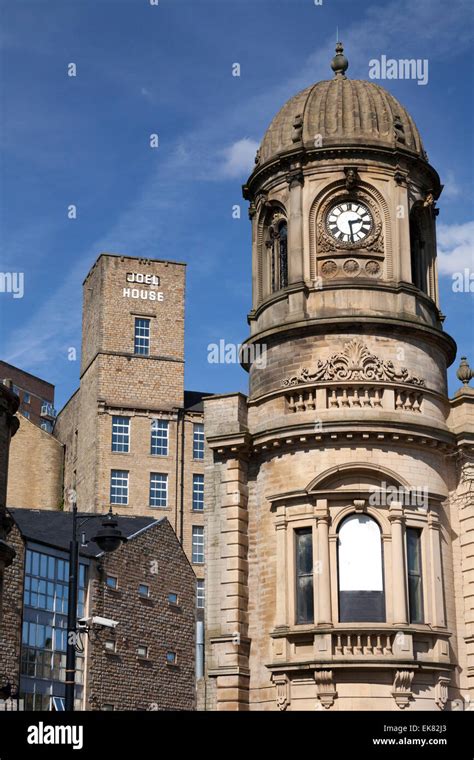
202,45,474,711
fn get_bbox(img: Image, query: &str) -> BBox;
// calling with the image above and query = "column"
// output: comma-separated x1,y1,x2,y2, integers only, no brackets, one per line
275,510,288,629
428,511,446,627
249,202,259,310
389,501,408,626
287,171,304,285
316,500,332,625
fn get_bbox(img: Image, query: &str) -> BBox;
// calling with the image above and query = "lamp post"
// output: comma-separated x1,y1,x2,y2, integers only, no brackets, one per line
65,504,127,712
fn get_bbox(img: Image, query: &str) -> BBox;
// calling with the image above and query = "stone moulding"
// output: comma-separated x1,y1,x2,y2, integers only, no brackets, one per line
282,340,425,388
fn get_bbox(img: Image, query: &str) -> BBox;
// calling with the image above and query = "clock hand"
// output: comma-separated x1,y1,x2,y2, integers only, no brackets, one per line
348,218,357,242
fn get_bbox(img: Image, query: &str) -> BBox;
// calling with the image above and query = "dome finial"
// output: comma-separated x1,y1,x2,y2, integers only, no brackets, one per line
331,42,348,79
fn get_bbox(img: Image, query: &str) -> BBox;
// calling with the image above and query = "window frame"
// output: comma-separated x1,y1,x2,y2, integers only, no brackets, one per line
111,416,131,453
150,419,169,456
294,527,315,625
105,575,118,591
110,470,129,506
191,526,204,564
193,423,205,460
134,317,151,356
337,513,386,624
196,579,205,609
149,472,168,509
138,583,150,598
406,527,424,624
192,474,204,512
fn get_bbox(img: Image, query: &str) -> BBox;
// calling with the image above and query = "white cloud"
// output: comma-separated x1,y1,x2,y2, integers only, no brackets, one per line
217,138,259,179
437,221,474,275
442,170,461,199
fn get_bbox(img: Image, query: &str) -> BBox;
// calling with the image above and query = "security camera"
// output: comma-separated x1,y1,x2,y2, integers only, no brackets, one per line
77,617,91,629
91,616,119,629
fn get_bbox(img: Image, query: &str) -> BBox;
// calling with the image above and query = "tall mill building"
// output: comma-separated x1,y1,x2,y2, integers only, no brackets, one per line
203,46,474,710
54,254,207,605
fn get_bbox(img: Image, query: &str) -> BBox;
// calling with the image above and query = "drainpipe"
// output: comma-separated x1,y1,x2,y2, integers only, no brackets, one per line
179,409,185,545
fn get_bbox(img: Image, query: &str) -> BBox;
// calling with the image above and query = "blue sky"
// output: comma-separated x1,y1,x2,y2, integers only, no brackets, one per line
0,0,473,409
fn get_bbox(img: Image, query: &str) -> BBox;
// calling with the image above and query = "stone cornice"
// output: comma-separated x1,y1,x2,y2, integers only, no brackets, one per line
241,315,457,370
208,421,455,459
243,143,440,200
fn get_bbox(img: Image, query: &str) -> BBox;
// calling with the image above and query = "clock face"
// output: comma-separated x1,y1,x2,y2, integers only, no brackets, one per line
326,201,373,244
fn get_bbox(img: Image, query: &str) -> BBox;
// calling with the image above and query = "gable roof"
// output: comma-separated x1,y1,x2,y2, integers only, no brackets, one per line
8,508,164,558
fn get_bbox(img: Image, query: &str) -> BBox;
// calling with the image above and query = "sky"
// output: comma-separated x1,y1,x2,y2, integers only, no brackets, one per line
0,0,473,410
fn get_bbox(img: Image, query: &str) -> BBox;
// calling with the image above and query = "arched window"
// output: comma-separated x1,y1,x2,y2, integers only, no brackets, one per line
266,212,288,292
338,514,385,622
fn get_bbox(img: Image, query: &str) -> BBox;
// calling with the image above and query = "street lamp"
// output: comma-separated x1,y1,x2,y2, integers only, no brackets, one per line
65,504,127,712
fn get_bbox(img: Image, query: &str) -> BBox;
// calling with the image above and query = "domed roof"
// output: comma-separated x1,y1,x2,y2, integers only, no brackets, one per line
257,44,426,166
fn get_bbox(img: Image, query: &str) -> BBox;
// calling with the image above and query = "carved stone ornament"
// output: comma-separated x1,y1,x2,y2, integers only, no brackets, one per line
314,669,337,709
317,191,383,254
434,675,450,710
272,673,290,711
392,669,414,709
282,339,426,388
344,166,358,190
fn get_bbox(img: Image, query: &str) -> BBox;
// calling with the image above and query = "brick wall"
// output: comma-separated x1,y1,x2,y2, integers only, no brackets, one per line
0,522,24,685
86,517,196,711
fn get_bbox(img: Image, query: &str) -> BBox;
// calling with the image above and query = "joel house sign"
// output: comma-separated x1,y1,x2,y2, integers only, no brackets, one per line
122,272,164,302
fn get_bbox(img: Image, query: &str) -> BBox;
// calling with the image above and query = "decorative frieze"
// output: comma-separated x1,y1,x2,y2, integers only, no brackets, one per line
282,340,425,387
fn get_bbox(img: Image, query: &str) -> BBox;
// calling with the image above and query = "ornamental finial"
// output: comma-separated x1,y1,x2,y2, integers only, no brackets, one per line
331,42,349,79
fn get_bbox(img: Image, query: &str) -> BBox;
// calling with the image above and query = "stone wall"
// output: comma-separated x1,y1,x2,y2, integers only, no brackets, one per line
7,416,64,510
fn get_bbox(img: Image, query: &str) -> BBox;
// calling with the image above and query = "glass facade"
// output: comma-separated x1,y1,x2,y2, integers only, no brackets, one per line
20,547,87,711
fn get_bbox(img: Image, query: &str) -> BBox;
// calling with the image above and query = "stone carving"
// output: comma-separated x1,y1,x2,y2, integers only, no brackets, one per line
282,339,426,387
272,673,290,711
292,114,303,144
392,669,414,709
321,260,338,278
434,675,450,710
343,259,360,276
314,669,337,709
365,260,381,277
344,167,358,190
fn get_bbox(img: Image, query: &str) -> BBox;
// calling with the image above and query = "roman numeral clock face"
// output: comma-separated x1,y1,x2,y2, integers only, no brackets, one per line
326,201,373,244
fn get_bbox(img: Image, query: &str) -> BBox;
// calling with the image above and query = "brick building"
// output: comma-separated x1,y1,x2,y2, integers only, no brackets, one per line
0,384,19,623
54,254,208,612
0,508,195,711
0,362,56,433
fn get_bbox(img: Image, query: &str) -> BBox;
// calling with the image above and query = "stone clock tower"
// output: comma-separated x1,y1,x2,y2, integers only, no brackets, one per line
203,45,474,711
